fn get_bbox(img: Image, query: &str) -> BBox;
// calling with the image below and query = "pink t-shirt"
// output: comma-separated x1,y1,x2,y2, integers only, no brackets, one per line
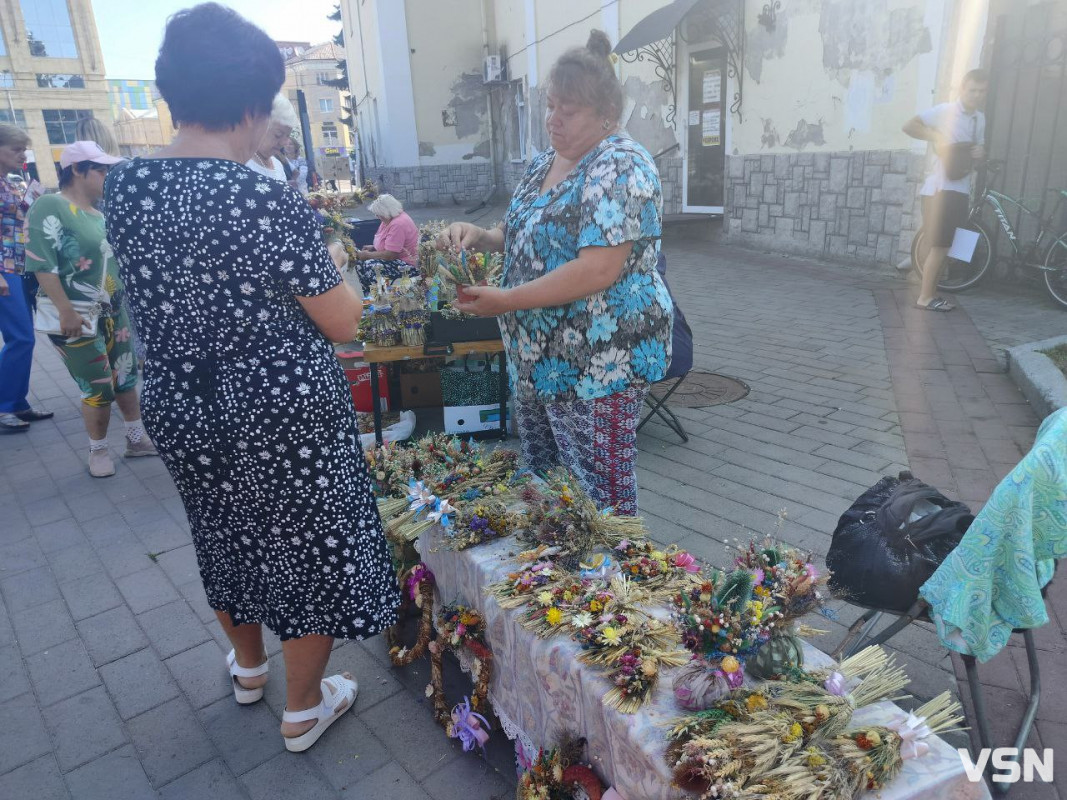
373,212,419,266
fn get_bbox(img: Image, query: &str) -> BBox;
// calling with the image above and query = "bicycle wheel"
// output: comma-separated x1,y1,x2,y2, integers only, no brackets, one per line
911,220,994,291
1042,232,1067,309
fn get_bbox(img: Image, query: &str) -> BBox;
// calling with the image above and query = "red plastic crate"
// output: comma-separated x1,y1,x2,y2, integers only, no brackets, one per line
344,364,390,413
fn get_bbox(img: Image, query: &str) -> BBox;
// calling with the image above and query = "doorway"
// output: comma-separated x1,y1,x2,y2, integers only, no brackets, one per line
682,45,727,214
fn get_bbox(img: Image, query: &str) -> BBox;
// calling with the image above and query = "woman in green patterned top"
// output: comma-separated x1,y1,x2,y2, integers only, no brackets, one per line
26,141,157,478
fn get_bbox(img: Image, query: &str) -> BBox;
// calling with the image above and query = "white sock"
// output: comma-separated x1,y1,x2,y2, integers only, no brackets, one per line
89,436,108,452
125,419,145,442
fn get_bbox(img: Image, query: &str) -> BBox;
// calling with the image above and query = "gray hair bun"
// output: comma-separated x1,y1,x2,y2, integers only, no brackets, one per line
586,29,612,60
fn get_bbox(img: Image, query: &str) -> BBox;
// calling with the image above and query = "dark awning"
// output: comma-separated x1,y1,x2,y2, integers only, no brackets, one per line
613,0,703,54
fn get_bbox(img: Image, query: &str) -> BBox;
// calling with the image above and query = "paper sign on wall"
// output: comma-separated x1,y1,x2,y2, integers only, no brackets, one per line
688,110,700,126
702,70,721,104
702,109,721,146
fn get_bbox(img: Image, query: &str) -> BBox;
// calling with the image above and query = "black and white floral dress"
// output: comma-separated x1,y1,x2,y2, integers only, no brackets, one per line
104,158,399,641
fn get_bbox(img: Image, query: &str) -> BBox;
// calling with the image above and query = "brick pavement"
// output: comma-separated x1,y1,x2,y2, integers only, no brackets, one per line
1,231,1063,798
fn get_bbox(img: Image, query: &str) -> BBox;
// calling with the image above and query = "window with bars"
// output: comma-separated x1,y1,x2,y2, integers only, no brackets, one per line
43,109,92,144
321,122,339,145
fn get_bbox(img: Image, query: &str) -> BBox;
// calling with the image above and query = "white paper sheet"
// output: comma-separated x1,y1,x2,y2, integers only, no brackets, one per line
702,70,721,104
948,227,980,262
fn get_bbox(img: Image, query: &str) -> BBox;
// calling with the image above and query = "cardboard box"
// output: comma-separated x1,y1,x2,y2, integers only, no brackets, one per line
399,372,443,409
443,403,510,434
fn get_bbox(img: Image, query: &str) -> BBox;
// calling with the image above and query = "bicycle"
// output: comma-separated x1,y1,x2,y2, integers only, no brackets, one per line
911,163,1067,307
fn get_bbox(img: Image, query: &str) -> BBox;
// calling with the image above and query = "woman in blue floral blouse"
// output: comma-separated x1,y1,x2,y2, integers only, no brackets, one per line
439,31,673,515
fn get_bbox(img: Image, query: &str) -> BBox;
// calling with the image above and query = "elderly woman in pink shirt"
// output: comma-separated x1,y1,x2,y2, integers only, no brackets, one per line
353,193,420,292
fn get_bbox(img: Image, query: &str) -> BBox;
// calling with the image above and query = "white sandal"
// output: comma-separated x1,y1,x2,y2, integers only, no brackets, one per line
281,674,358,753
226,649,269,705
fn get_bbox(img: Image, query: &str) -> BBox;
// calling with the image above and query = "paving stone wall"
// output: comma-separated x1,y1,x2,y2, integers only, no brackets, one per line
370,163,493,207
502,160,528,196
723,150,926,267
659,155,683,216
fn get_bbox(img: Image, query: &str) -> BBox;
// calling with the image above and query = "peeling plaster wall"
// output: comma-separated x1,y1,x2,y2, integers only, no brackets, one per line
733,0,938,156
404,0,489,166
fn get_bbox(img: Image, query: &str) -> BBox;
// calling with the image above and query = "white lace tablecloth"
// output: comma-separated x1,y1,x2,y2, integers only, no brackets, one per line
418,527,992,800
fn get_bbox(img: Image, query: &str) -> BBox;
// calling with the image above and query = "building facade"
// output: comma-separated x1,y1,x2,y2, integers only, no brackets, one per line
338,0,1010,269
0,0,112,185
282,42,354,174
107,78,159,120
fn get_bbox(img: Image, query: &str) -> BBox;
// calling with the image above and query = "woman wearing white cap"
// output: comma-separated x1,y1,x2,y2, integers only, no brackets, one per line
25,140,157,477
247,94,298,181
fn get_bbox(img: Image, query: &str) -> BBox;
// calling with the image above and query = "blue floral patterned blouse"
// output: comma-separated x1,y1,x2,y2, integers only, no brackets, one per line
500,134,673,403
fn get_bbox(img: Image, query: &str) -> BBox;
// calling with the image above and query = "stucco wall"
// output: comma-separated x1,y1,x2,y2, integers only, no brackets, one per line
405,0,490,166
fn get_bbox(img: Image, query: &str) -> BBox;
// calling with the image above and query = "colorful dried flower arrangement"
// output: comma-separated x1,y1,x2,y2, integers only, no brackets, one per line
386,563,436,667
427,603,494,744
435,247,504,289
671,540,828,711
308,192,360,267
517,472,646,571
667,648,922,799
516,735,607,800
350,179,380,205
824,692,964,795
445,500,522,551
614,539,703,599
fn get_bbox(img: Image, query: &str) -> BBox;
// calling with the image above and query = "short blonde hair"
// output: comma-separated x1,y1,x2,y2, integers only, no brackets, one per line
271,94,299,129
368,193,403,219
75,117,119,155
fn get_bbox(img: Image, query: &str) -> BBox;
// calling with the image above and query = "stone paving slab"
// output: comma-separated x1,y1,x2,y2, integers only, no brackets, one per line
0,230,1062,798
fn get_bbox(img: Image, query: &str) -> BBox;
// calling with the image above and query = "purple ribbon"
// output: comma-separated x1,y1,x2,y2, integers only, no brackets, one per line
405,565,434,601
450,697,490,753
824,671,847,696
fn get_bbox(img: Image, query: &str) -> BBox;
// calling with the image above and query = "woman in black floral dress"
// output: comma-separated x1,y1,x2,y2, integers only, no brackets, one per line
104,4,398,753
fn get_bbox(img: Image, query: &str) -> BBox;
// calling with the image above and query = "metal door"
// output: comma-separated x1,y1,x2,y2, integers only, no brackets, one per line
682,46,727,213
984,1,1067,242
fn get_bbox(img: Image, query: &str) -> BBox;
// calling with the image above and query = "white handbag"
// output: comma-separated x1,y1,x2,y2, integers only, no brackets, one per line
34,260,109,338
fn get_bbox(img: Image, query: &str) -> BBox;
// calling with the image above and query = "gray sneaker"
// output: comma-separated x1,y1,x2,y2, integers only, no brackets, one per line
89,447,116,478
125,437,159,458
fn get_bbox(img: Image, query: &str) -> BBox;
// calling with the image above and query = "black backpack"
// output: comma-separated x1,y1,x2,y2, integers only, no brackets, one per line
827,471,973,613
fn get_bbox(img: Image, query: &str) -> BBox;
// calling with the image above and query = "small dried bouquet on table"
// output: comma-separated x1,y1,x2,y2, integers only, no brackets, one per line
308,192,358,269
391,276,429,346
435,247,503,307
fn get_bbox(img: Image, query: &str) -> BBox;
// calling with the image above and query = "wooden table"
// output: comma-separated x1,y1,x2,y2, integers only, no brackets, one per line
361,338,508,445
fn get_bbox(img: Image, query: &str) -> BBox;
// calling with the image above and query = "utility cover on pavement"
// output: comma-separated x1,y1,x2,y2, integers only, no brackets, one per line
651,371,749,407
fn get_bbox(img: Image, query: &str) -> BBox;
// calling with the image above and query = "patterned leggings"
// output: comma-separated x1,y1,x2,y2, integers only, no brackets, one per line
513,385,648,516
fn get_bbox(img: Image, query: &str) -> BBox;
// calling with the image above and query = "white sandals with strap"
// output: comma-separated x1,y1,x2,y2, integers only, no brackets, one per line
281,674,359,753
226,649,269,705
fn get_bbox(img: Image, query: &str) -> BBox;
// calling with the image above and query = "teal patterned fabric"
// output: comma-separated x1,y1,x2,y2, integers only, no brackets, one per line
920,408,1067,662
499,135,673,403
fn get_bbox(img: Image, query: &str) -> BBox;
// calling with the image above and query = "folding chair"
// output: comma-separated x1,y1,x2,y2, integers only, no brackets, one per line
638,254,693,442
831,591,1047,795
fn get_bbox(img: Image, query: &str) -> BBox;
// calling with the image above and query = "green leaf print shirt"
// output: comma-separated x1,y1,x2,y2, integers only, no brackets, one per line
25,194,121,305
